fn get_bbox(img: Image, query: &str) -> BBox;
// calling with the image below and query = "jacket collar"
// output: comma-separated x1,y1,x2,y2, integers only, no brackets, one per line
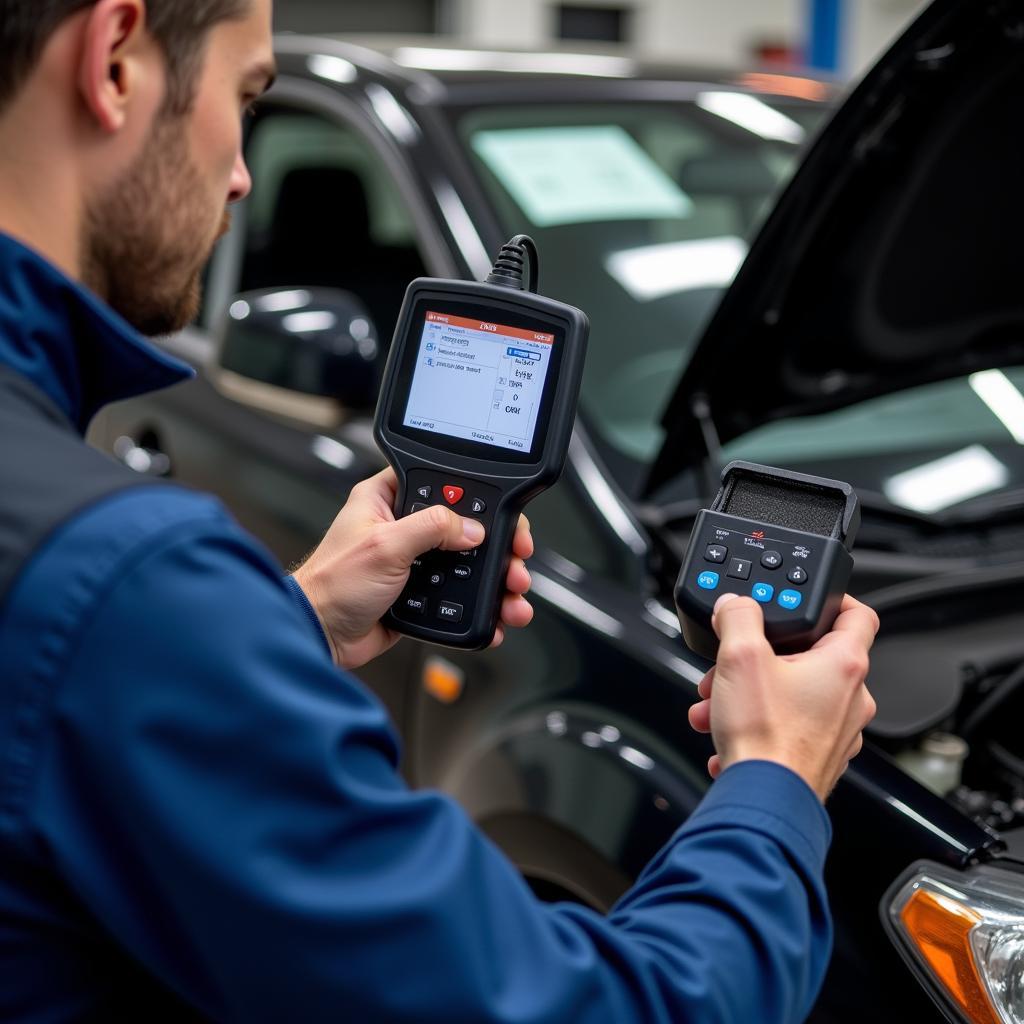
0,232,193,433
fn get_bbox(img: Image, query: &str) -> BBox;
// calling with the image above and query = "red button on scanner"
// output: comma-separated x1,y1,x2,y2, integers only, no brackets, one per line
443,485,464,505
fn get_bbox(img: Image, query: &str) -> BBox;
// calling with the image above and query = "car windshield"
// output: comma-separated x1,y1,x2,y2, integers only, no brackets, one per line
454,92,829,479
720,370,1024,517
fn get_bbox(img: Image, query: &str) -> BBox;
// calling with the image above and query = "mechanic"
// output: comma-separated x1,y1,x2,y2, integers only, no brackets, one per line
0,0,879,1021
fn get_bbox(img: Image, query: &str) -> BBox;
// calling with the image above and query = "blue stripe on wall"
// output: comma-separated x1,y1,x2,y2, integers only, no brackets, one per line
808,0,843,72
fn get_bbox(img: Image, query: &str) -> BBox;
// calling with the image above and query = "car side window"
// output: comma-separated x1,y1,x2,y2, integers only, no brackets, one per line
238,105,427,342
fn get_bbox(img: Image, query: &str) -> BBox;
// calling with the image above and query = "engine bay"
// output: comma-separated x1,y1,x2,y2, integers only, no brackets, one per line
651,493,1024,837
856,566,1024,833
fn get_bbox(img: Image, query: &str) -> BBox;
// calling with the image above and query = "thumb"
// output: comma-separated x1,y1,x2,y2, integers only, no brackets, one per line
386,505,485,566
712,594,771,662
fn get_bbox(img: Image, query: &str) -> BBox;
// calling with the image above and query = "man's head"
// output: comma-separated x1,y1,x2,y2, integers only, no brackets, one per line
0,0,257,117
0,0,276,334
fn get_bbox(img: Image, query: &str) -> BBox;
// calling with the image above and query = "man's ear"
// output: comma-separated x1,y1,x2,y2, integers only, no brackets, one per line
77,0,152,134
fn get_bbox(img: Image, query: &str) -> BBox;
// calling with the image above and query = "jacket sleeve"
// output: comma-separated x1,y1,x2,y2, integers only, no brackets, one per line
282,573,332,656
28,491,832,1024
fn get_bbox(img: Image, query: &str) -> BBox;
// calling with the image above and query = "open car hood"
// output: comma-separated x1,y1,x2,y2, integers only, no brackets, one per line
647,0,1024,496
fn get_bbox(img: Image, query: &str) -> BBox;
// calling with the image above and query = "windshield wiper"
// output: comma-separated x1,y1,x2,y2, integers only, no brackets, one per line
943,487,1024,525
837,488,1024,530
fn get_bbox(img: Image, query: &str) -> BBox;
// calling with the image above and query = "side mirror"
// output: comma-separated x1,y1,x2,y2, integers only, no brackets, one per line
216,288,381,423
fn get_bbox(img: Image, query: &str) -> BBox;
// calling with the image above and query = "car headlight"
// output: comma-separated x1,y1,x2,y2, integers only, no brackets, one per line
884,860,1024,1023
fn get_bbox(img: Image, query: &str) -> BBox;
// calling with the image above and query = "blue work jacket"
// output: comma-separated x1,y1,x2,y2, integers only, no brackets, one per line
0,232,833,1022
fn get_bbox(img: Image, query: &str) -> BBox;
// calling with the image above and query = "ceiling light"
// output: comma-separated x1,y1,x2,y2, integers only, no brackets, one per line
282,311,337,334
307,54,358,84
606,236,747,302
970,369,1024,444
311,435,354,470
697,91,806,143
393,47,635,78
254,290,311,314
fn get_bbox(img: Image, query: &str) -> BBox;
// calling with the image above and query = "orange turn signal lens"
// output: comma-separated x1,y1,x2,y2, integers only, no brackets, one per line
423,657,464,705
886,863,1024,1024
899,889,998,1024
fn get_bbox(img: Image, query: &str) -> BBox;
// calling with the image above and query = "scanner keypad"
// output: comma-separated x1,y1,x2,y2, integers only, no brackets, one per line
691,524,815,611
392,470,503,632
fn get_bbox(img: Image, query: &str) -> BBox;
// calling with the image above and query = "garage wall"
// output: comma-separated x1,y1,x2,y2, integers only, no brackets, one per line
273,0,440,35
272,0,930,79
641,0,802,65
843,0,927,78
453,0,802,67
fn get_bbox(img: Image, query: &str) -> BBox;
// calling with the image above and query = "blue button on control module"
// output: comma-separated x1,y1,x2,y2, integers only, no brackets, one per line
674,461,860,659
697,571,720,591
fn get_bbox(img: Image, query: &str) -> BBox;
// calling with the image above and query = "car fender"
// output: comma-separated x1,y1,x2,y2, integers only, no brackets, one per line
429,702,708,910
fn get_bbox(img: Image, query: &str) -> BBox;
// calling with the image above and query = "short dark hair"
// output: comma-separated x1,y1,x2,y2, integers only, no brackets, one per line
0,0,250,115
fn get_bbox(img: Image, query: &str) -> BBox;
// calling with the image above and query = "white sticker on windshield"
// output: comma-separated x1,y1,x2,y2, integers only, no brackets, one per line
471,126,693,227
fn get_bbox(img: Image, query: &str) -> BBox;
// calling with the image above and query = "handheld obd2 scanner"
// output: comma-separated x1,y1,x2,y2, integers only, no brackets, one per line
674,461,861,660
374,236,589,650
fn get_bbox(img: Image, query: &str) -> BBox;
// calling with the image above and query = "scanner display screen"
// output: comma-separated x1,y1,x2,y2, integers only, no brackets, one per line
403,311,555,455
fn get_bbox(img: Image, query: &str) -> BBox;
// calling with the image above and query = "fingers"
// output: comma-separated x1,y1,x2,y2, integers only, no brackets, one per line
712,594,767,642
689,669,714,733
836,689,874,774
373,506,533,576
505,557,531,596
708,754,722,779
698,667,715,701
383,504,484,567
500,593,533,630
512,514,534,560
488,572,533,647
688,698,711,734
490,593,535,646
844,734,864,762
712,595,771,667
862,689,877,730
813,596,880,655
800,599,879,692
351,467,400,516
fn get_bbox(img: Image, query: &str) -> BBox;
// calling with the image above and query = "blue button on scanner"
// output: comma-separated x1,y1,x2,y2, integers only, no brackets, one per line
778,589,803,610
697,571,720,591
752,582,774,603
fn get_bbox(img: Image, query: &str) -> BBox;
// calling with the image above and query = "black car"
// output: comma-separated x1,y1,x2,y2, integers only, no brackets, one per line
90,7,1024,1021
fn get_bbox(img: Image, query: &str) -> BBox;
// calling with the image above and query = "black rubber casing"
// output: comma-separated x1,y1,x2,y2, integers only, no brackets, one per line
374,278,589,650
674,461,860,660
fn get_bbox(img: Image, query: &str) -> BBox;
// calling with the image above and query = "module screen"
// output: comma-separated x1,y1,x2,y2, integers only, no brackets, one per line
402,311,555,455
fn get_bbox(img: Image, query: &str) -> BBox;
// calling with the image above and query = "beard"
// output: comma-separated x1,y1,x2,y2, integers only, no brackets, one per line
82,112,230,337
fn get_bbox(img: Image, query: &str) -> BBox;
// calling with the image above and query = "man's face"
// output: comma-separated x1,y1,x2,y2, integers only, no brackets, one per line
84,0,275,336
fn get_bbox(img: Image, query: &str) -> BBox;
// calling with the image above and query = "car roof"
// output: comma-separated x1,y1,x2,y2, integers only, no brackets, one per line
273,32,834,103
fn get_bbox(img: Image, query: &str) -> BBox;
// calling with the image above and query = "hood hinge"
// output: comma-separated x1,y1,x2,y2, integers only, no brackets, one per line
691,392,724,501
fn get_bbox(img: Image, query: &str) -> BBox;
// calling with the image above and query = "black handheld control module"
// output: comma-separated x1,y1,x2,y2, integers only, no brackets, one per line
374,236,589,650
674,461,860,660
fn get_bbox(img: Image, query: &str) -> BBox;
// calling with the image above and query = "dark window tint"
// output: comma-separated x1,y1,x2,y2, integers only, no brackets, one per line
239,105,427,343
556,5,630,43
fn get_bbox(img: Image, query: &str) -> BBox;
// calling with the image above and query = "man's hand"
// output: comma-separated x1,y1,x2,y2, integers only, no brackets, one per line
687,593,879,802
291,468,534,670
